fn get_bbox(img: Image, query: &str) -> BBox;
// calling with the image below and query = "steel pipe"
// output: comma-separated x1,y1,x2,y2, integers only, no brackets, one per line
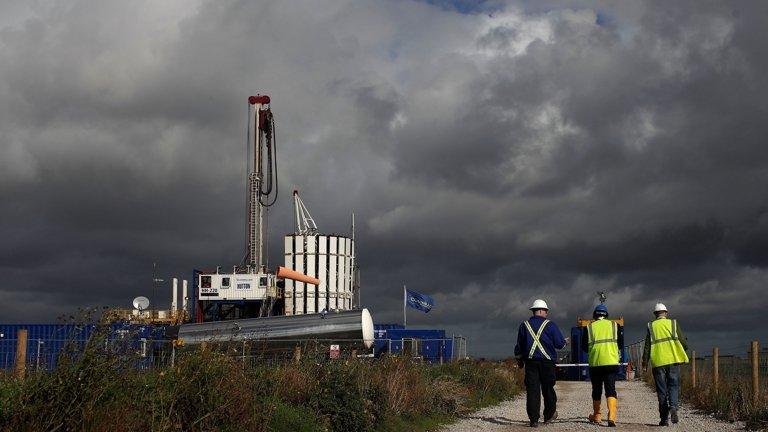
170,308,374,348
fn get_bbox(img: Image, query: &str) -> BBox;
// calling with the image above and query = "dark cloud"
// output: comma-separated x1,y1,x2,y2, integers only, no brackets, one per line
2,0,768,357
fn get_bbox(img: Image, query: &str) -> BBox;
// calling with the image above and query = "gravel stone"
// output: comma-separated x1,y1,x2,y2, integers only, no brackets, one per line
440,380,745,431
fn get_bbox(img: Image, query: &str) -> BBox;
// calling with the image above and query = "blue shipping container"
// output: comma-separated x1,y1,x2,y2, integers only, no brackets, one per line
373,326,452,363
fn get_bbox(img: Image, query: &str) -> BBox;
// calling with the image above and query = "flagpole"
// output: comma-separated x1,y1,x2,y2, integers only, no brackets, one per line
403,285,407,328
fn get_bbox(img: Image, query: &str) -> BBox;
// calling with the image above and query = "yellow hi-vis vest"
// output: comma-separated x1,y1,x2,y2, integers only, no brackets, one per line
648,318,689,367
587,318,620,366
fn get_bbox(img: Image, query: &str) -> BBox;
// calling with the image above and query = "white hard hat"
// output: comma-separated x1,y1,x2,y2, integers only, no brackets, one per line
654,303,668,313
530,299,549,310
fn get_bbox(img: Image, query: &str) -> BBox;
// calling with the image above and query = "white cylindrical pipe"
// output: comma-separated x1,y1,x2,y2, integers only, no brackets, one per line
182,280,188,313
172,278,178,313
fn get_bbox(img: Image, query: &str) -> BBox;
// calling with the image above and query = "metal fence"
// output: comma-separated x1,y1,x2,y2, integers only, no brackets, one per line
0,334,469,373
0,337,177,371
378,336,467,363
625,339,645,378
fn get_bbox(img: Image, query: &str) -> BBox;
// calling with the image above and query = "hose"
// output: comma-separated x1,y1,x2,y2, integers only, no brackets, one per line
259,109,278,207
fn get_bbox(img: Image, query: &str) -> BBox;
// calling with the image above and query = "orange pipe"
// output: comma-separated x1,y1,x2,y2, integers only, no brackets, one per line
276,266,320,285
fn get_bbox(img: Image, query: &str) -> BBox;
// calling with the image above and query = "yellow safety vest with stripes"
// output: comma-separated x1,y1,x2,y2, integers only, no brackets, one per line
523,319,552,360
648,318,689,367
587,318,620,366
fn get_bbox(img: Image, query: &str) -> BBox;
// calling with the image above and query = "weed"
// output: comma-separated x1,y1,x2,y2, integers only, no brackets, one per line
0,340,521,432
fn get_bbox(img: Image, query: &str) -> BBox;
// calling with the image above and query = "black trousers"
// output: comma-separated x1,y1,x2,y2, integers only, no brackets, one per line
524,359,557,422
589,365,618,400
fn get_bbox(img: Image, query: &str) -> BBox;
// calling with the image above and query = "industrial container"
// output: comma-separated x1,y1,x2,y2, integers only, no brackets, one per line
197,272,276,301
372,325,460,363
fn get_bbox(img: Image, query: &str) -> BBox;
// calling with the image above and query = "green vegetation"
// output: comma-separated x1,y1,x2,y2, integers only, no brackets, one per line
678,365,768,430
0,341,521,432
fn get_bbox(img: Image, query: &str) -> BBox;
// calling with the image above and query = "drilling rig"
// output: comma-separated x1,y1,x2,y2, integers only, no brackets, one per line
193,95,319,322
174,95,373,348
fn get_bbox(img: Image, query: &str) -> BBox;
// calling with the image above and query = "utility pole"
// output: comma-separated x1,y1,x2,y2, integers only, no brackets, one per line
351,212,360,308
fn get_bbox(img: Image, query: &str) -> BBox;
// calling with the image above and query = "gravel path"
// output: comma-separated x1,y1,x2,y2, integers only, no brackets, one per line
441,380,744,431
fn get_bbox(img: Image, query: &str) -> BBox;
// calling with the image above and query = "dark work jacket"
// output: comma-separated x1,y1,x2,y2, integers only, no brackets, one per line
514,316,566,362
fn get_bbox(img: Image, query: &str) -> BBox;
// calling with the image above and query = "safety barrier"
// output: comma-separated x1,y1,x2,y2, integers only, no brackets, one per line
0,333,469,374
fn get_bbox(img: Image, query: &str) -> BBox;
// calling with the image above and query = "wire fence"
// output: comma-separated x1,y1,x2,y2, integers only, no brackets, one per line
686,341,768,402
625,339,645,378
0,333,468,374
620,337,768,406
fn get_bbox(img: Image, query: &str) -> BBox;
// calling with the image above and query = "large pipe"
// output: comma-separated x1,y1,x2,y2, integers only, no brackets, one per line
182,280,188,314
171,278,178,313
170,308,375,348
277,266,321,285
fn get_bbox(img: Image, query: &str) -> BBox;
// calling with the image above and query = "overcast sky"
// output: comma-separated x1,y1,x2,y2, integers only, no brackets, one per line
2,0,767,357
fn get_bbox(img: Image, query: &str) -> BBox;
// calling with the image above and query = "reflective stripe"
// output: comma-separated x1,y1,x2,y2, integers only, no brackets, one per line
672,319,678,339
523,319,552,360
651,337,678,344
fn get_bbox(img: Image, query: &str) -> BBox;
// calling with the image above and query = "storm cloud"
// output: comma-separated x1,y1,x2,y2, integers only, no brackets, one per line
2,0,768,356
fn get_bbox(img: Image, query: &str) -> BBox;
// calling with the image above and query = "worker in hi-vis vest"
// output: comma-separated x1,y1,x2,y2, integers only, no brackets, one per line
642,303,689,426
514,299,568,428
581,304,622,427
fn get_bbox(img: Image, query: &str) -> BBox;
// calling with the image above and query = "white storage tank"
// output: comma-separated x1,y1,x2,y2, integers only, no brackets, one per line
284,234,355,315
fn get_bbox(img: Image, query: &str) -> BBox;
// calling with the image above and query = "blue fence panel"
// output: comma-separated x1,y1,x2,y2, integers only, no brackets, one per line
0,323,172,371
0,324,94,370
442,339,454,360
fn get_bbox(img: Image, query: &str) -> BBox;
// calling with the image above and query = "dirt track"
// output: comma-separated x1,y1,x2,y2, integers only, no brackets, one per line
441,380,744,431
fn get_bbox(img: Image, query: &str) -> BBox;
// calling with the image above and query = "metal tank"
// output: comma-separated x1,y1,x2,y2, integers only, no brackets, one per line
170,308,374,348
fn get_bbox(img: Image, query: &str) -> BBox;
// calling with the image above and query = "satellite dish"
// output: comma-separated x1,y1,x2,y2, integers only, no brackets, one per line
133,296,150,311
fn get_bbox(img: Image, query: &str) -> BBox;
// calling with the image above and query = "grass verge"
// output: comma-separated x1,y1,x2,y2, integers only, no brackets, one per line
0,340,521,432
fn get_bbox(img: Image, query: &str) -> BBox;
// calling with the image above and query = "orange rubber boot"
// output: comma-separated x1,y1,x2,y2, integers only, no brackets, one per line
588,400,602,423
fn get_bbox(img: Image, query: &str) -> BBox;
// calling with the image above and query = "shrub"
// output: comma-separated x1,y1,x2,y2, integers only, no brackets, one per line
0,342,522,432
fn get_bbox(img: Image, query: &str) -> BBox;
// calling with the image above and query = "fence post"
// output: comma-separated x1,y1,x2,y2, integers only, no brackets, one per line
691,350,696,388
752,341,759,406
242,340,247,368
713,347,719,393
14,329,28,379
36,339,44,370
